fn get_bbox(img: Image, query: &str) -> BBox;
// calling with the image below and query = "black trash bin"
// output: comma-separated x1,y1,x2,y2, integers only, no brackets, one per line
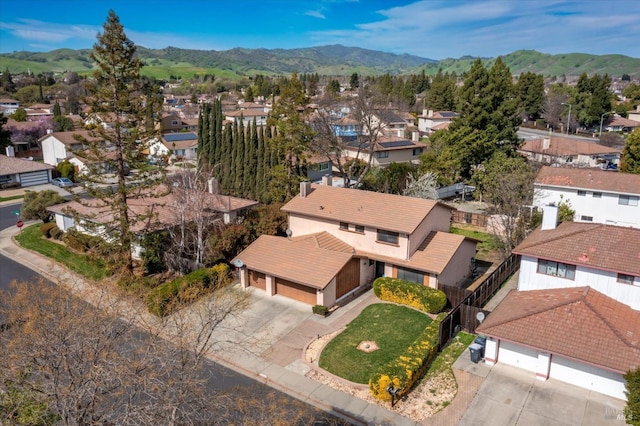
469,343,483,363
474,335,487,358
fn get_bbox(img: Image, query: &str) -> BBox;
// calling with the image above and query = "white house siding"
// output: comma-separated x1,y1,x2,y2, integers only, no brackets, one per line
549,354,626,400
288,214,410,260
534,185,640,228
41,137,69,166
518,256,640,310
436,240,477,287
497,340,539,373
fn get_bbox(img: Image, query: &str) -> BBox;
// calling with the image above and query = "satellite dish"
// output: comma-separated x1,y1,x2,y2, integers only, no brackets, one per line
285,229,292,237
476,312,485,323
233,259,244,268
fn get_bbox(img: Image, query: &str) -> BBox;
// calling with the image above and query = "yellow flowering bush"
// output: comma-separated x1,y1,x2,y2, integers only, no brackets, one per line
373,277,447,313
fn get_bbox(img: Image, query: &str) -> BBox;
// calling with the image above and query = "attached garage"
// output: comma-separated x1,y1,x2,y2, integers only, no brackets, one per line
497,341,539,373
248,270,266,290
549,354,626,400
275,278,317,305
18,170,50,187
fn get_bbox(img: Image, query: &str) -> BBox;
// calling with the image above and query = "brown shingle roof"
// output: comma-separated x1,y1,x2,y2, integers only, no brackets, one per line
0,154,54,175
38,130,103,146
234,233,354,289
520,137,620,156
513,222,640,276
476,287,640,373
535,166,640,195
282,184,450,235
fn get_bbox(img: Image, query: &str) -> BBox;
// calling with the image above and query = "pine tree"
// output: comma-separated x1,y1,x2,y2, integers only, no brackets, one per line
620,128,640,174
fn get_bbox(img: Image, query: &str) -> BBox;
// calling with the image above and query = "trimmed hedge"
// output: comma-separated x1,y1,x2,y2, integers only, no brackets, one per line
373,277,447,314
369,315,442,402
146,264,232,317
39,222,58,238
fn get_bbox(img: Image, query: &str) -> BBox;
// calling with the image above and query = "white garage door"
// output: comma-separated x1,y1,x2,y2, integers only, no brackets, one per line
19,170,49,187
549,355,626,400
498,341,538,373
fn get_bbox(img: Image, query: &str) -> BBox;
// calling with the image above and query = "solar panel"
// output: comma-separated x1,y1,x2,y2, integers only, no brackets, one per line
439,112,458,118
163,132,197,142
380,140,414,148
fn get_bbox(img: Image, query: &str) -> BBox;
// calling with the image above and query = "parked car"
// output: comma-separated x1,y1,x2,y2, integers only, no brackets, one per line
51,177,74,187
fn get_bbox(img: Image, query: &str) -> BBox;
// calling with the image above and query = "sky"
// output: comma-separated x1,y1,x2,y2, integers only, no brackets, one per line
0,0,639,60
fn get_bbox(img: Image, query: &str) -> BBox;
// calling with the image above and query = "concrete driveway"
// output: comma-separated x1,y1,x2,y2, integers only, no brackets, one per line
458,361,627,426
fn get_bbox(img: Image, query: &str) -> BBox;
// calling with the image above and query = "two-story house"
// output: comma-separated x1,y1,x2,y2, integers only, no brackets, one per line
417,109,459,134
40,130,104,166
147,132,198,161
533,166,640,228
518,137,620,168
160,114,198,133
343,135,426,167
477,205,640,400
233,181,478,306
225,110,268,126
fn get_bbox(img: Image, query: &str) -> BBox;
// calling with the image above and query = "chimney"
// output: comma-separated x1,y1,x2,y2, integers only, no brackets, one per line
422,108,428,117
541,204,559,230
208,177,219,194
428,110,433,118
542,138,550,150
5,145,15,157
46,128,53,134
300,181,311,197
322,174,332,186
397,128,403,138
412,131,419,141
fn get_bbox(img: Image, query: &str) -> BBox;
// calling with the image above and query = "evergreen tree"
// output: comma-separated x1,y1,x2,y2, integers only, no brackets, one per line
256,126,265,201
516,72,545,120
620,128,640,174
349,72,359,90
196,103,207,168
426,69,456,111
1,67,16,92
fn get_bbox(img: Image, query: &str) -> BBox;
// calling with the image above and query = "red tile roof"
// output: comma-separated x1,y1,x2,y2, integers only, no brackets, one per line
477,287,640,373
233,233,354,289
535,166,640,194
283,184,450,235
513,222,640,276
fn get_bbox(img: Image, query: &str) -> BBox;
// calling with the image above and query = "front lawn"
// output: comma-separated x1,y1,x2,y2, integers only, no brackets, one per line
16,224,110,281
319,303,431,384
0,194,24,203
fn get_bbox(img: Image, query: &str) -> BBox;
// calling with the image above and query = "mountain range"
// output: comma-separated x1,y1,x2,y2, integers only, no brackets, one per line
0,45,638,79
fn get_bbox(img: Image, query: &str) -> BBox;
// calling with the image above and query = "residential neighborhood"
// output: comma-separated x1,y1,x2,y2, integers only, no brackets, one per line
1,4,640,425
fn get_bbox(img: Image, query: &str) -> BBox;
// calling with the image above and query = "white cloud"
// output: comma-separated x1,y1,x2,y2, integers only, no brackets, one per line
305,10,326,19
0,19,98,44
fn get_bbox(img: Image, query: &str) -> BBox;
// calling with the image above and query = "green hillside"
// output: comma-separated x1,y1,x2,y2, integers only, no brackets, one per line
1,46,638,80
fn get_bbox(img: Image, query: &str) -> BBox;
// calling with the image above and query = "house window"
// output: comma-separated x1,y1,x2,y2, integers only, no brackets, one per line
537,259,576,280
580,215,593,221
339,222,349,230
318,162,330,171
619,195,639,206
397,267,424,285
171,120,178,126
355,225,364,233
377,229,399,245
592,192,602,198
376,151,389,159
412,148,423,156
577,190,586,196
617,273,636,285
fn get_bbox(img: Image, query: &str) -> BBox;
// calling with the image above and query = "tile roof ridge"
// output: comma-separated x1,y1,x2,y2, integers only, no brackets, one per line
516,222,601,252
582,287,638,348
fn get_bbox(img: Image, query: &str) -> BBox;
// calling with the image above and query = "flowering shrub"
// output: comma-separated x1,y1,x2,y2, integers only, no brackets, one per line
373,277,447,313
369,319,440,401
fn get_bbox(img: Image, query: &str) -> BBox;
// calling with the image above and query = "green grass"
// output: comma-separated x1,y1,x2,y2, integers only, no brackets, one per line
0,194,24,203
450,226,500,260
425,332,475,377
15,224,110,281
319,303,432,384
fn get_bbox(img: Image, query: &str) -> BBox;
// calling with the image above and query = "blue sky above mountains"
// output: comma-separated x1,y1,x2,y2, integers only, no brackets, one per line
0,0,638,59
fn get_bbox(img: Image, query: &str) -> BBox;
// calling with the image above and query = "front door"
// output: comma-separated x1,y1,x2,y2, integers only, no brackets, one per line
375,261,385,279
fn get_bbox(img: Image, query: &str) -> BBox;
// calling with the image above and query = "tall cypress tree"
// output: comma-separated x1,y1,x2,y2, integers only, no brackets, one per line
197,103,209,168
207,100,216,167
256,125,265,201
220,123,233,192
234,119,245,196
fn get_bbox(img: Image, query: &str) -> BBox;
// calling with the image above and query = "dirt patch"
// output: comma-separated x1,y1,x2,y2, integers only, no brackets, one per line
356,340,379,353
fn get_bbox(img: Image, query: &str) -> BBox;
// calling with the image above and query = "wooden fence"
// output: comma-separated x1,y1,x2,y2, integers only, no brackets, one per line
451,210,489,228
438,254,520,350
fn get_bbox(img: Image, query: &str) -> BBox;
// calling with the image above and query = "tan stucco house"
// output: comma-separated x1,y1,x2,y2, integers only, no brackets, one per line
234,181,478,306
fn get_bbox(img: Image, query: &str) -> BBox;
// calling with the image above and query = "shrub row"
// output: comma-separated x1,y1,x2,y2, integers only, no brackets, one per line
39,222,62,239
146,264,232,317
62,229,107,253
369,317,442,401
373,277,447,314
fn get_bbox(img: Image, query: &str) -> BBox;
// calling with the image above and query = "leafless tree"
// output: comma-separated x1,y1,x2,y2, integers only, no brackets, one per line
403,171,439,199
542,92,568,131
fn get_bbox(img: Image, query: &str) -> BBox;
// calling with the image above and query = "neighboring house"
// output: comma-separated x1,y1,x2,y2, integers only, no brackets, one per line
160,114,197,133
533,166,640,228
224,109,268,126
234,181,478,306
84,112,118,130
40,130,104,166
417,109,459,134
366,110,415,138
304,153,334,183
478,208,640,400
604,116,640,132
628,106,640,123
68,149,125,176
0,154,53,187
518,137,620,168
148,133,198,160
25,103,56,119
343,135,426,167
48,186,258,259
0,98,20,115
5,118,46,159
